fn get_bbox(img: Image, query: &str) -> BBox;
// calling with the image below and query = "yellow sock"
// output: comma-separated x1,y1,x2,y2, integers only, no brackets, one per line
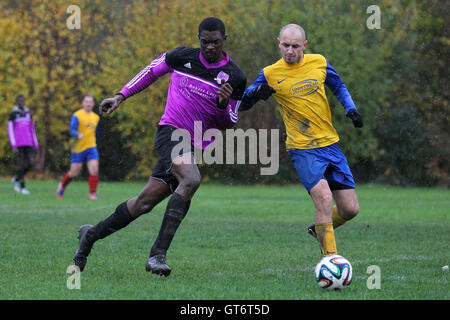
332,205,347,229
315,223,338,256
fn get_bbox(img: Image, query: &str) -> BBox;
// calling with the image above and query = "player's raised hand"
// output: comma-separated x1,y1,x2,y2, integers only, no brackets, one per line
346,109,363,128
251,84,276,101
217,79,233,109
99,94,124,115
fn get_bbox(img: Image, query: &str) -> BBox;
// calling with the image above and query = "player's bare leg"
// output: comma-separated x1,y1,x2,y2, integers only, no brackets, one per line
146,153,200,276
73,177,171,271
57,162,82,198
171,153,202,199
310,179,333,225
127,177,173,217
87,159,99,199
332,188,359,224
69,162,83,177
309,188,359,233
308,179,337,256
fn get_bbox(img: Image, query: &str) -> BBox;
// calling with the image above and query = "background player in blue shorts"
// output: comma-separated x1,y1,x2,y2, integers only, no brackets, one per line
57,95,100,199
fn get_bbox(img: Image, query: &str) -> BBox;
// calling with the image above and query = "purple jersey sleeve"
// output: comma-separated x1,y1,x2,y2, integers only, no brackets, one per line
7,120,16,148
30,120,38,149
119,53,172,99
216,71,246,129
215,98,240,130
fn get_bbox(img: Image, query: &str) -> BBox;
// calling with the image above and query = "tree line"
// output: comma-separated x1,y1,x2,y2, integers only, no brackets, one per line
0,0,447,187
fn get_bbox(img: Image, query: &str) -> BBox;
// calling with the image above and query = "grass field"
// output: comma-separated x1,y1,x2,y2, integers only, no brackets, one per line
0,179,449,300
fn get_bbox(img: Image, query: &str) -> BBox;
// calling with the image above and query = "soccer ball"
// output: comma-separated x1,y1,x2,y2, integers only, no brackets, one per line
314,255,353,290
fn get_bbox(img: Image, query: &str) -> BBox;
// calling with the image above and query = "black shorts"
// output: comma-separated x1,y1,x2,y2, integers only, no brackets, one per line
17,146,35,158
151,125,193,192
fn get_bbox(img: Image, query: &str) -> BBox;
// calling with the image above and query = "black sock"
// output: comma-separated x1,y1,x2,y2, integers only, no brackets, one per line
16,156,25,187
17,169,25,188
88,201,136,242
150,193,191,257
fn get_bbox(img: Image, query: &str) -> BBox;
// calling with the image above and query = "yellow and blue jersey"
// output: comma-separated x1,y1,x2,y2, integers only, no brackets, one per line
70,109,100,153
242,54,358,149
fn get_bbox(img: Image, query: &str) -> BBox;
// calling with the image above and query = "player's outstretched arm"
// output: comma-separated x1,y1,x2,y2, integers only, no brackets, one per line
102,52,172,116
324,61,363,128
250,84,276,101
99,94,124,115
240,69,275,112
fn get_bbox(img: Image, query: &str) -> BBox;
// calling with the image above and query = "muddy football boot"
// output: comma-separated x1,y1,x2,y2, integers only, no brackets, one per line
145,254,171,277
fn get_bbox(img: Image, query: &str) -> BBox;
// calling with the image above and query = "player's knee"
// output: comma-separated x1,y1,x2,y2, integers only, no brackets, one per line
138,203,154,215
180,174,201,194
189,174,202,190
134,197,156,216
343,202,359,219
350,202,360,218
317,192,333,206
69,169,80,177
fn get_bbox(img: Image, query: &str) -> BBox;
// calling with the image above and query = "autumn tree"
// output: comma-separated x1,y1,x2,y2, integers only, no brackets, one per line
99,0,235,178
0,0,112,174
0,0,446,186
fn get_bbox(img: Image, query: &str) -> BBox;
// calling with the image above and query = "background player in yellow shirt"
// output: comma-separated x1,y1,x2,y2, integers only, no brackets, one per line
241,24,363,257
57,95,100,199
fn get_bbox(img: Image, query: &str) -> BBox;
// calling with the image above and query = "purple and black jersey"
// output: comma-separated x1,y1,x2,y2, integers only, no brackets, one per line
120,46,247,149
8,106,39,149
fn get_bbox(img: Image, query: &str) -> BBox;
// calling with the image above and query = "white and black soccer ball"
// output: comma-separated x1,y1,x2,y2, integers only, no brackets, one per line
315,255,353,290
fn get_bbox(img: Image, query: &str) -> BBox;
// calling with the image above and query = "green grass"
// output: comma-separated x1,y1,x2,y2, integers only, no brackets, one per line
0,180,449,300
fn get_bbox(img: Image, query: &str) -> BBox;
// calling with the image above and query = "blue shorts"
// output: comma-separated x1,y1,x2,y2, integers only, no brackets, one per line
71,147,99,163
288,143,355,192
